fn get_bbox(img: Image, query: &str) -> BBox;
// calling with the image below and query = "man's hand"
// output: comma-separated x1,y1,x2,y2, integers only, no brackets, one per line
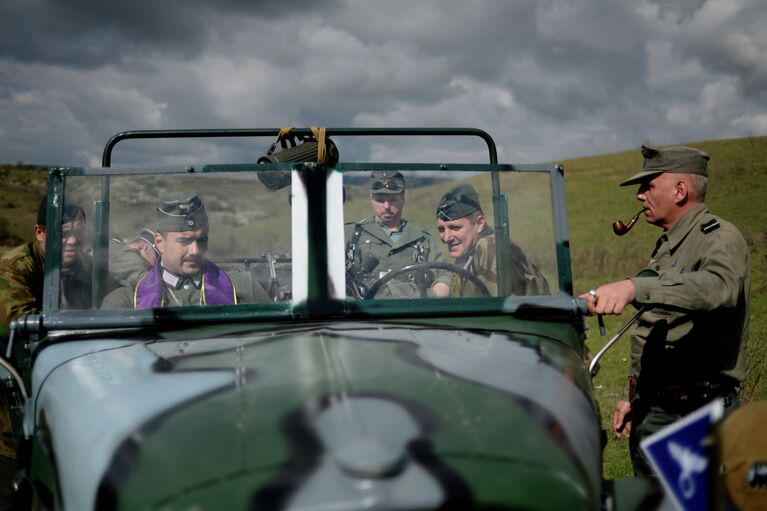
579,279,636,315
612,399,632,439
432,282,450,297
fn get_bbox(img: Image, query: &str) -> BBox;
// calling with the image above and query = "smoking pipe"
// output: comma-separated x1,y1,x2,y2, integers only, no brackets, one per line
612,209,643,236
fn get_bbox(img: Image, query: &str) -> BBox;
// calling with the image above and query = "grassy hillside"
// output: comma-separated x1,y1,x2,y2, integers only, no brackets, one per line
564,136,767,478
1,136,765,478
0,164,48,248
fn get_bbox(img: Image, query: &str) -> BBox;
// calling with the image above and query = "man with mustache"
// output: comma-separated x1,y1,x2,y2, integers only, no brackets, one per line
582,145,750,476
345,171,450,298
435,184,548,297
101,193,268,308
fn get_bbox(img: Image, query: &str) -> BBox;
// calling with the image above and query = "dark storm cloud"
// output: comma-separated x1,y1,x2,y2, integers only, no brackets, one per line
0,0,336,67
1,1,202,67
0,0,765,167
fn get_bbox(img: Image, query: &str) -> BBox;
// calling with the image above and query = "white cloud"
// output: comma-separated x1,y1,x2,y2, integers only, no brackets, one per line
731,113,767,134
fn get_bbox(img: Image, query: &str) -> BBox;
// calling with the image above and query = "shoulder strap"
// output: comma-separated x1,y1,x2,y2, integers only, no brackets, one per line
700,218,720,234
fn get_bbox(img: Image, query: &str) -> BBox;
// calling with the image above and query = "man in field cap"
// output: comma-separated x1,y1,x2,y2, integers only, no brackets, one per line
345,171,450,298
619,145,710,186
581,144,750,476
435,183,548,297
101,192,267,308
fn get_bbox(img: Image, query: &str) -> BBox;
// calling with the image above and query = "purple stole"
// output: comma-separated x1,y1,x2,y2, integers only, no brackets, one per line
133,261,236,308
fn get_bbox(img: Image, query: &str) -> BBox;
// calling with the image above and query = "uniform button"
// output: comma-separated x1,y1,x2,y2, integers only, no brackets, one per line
184,283,190,290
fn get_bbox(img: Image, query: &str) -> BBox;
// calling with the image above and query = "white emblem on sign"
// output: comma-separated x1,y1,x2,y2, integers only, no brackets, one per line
668,441,707,499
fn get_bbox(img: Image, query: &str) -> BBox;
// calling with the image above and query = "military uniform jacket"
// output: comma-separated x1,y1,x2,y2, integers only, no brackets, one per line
625,203,750,398
100,264,267,309
59,257,92,311
0,240,44,335
453,226,549,297
344,216,449,288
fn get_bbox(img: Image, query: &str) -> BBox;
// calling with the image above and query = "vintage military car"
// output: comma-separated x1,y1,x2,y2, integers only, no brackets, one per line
1,128,661,510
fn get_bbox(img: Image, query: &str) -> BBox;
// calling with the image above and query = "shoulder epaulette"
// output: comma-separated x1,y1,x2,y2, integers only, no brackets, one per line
700,218,720,234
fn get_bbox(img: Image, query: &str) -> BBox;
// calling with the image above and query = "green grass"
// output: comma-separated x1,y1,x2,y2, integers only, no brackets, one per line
563,135,767,478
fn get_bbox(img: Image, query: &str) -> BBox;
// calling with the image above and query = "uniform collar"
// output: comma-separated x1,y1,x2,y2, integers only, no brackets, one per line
375,217,406,235
161,265,202,289
663,203,708,252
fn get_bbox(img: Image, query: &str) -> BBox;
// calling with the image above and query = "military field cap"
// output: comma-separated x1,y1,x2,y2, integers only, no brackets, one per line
436,183,483,221
130,227,157,247
156,192,208,232
620,144,710,186
370,170,406,194
719,401,767,510
36,195,85,226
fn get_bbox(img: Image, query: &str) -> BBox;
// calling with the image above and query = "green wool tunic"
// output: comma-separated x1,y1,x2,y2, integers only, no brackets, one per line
344,216,449,296
626,203,751,396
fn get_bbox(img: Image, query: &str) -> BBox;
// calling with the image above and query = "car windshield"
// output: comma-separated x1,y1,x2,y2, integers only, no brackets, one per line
47,163,566,316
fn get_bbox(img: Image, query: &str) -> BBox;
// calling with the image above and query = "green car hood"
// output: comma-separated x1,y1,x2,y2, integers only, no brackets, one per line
31,322,601,510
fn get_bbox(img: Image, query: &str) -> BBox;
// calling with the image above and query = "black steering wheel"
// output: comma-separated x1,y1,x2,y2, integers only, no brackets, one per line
363,261,491,299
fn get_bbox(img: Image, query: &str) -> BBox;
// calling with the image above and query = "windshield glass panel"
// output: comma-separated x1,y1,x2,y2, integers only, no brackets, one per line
342,169,558,299
54,166,559,313
62,171,292,310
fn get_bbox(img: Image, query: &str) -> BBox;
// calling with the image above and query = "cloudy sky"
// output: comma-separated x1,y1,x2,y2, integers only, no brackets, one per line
1,0,765,167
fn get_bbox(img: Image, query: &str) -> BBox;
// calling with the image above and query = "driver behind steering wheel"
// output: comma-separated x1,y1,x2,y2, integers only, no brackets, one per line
345,171,450,298
435,184,549,297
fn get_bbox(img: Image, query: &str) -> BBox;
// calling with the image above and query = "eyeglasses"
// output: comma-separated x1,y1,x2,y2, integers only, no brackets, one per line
159,200,204,217
436,209,455,221
370,180,404,192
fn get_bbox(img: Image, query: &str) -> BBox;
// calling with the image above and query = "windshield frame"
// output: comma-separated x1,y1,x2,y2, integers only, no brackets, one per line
39,129,575,333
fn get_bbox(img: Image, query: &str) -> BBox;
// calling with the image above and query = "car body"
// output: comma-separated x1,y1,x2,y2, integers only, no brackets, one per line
1,128,659,510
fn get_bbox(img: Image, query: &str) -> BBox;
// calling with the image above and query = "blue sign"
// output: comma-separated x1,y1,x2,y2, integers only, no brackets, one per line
640,398,724,511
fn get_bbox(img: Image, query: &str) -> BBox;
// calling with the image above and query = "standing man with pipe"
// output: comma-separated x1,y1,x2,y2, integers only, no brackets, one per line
582,145,750,476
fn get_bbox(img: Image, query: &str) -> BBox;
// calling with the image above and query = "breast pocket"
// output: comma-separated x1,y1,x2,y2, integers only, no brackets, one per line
359,237,390,271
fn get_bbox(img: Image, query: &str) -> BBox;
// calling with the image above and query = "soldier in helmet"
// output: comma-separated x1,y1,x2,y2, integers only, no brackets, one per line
345,171,450,298
435,183,549,297
101,192,268,308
